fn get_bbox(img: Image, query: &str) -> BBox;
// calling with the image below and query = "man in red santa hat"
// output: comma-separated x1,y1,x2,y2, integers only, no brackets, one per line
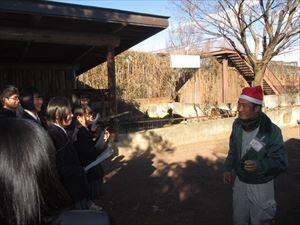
223,86,288,225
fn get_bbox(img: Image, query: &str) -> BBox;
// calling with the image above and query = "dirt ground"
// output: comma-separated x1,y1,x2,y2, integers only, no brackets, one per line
99,125,300,225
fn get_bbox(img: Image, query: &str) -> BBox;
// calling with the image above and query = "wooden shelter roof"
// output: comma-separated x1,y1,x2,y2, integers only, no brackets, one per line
0,0,169,75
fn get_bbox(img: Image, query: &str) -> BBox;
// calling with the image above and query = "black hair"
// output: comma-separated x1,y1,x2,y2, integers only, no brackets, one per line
72,105,93,125
0,118,70,225
21,87,41,111
71,93,81,107
46,97,72,125
0,85,19,105
73,104,85,119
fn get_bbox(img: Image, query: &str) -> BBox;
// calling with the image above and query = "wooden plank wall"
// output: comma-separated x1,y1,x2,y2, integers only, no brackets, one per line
0,68,75,102
178,67,246,105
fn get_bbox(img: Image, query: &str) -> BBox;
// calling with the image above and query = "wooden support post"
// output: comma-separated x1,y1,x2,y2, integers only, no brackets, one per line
222,57,229,103
107,46,117,115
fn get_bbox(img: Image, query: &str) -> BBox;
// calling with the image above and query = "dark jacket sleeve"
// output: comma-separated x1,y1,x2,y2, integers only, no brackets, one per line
256,125,288,176
76,128,100,166
223,122,237,171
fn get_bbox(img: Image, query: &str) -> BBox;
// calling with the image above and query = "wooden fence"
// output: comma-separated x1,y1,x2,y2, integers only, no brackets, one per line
0,67,75,101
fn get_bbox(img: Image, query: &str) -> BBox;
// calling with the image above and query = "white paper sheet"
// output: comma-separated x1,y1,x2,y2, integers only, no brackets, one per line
84,148,114,172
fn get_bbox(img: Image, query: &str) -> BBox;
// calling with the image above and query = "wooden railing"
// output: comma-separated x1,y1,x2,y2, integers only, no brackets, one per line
263,68,285,95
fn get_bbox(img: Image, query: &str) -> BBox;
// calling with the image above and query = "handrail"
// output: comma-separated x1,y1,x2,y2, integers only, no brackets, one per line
264,68,285,94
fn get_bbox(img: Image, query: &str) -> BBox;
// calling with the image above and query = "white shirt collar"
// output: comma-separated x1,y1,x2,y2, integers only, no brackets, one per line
53,123,67,135
24,109,38,121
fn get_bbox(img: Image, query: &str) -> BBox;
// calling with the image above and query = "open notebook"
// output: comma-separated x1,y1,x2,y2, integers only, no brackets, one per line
84,148,115,172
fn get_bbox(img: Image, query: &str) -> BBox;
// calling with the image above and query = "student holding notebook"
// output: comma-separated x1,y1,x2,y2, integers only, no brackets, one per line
46,97,99,210
72,105,110,207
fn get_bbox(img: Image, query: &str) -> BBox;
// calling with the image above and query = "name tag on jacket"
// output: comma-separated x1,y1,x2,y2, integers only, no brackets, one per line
250,139,264,152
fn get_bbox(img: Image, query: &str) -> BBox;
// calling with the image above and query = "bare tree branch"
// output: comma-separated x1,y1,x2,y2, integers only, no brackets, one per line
172,0,300,85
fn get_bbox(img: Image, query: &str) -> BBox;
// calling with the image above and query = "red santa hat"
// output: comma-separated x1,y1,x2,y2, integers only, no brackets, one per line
240,86,264,105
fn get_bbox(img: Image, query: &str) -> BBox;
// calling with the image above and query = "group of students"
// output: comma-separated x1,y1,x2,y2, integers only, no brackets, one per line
0,85,112,225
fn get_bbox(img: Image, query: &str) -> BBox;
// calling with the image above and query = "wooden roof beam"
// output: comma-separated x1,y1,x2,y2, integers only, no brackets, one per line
0,0,169,28
112,23,127,34
0,26,120,47
73,46,95,63
19,41,31,62
0,63,78,70
30,15,42,27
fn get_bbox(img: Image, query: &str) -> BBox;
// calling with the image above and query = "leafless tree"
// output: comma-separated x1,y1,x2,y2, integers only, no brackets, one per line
167,21,203,52
173,0,300,85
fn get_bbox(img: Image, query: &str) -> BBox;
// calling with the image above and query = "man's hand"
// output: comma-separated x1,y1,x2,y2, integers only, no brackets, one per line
244,160,257,172
223,171,232,184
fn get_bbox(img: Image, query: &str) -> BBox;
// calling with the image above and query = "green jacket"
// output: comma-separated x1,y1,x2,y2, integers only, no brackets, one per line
224,112,288,184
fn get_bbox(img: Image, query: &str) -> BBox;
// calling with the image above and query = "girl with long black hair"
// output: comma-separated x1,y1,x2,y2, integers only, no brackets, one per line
0,118,110,225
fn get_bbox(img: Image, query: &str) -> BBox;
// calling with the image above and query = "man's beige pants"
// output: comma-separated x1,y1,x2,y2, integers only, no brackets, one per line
233,177,276,225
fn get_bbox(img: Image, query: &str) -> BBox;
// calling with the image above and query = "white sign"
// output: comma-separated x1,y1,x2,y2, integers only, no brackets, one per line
170,55,200,68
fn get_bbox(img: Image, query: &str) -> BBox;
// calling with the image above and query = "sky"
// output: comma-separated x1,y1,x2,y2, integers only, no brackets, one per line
53,0,299,65
55,0,171,16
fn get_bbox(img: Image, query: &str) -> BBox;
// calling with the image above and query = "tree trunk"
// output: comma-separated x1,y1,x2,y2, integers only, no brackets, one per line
253,65,267,86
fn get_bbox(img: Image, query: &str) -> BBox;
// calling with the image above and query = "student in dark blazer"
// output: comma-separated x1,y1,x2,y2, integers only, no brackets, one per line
72,105,108,207
19,87,48,129
46,97,92,210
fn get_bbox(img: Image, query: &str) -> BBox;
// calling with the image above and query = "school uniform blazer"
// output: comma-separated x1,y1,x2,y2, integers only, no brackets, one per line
0,107,16,118
20,110,48,130
73,126,104,181
47,124,89,202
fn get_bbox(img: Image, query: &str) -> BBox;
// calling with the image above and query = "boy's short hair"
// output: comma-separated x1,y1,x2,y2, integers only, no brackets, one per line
21,87,40,111
0,85,19,105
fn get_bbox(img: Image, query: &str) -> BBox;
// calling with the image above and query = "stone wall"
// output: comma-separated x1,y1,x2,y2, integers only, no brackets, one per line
116,106,300,154
137,94,300,118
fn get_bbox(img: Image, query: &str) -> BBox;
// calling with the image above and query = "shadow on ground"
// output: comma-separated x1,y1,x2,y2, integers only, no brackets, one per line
99,133,300,225
274,138,300,225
